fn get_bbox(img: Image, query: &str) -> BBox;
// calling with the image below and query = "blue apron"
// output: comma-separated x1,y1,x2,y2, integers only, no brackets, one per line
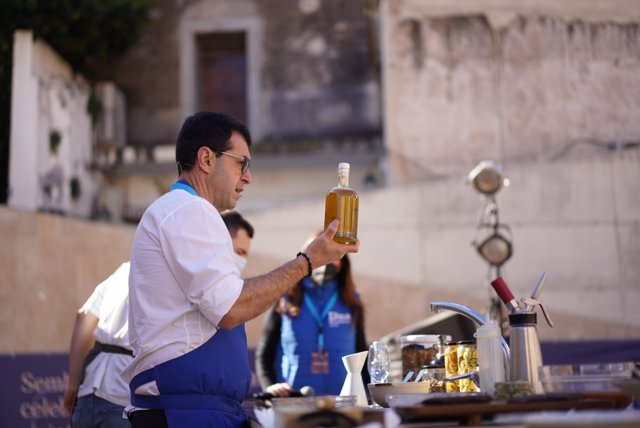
279,278,356,394
130,327,251,427
129,180,251,427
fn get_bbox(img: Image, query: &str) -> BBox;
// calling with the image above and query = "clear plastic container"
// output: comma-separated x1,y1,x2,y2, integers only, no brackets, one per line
475,320,505,395
539,362,634,393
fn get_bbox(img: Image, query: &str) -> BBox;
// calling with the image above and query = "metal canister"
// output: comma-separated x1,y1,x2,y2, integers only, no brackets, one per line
444,341,459,392
456,339,479,392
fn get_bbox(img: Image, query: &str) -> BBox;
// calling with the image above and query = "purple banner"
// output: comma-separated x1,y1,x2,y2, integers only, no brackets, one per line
0,351,262,427
0,354,70,428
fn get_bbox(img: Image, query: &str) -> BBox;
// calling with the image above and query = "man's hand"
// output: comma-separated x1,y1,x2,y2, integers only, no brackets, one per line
304,220,359,268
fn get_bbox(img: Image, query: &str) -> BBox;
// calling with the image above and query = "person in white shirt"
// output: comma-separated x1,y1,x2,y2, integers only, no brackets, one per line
63,262,131,428
125,111,358,428
63,211,255,428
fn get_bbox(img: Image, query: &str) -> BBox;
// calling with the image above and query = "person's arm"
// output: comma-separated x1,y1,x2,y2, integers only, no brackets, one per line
255,305,282,389
63,310,99,416
219,220,359,329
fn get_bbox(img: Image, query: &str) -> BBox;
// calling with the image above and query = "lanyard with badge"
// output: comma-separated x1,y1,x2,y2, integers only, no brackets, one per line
303,291,338,375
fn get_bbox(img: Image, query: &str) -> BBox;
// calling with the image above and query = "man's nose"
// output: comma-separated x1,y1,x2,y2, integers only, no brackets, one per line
242,169,252,184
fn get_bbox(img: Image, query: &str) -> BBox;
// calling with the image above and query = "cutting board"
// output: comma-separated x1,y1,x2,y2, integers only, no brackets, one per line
393,392,631,426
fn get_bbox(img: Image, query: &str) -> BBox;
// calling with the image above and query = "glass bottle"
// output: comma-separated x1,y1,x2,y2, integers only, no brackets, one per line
324,162,359,244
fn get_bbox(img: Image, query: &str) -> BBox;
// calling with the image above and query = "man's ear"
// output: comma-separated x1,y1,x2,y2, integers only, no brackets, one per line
197,147,214,172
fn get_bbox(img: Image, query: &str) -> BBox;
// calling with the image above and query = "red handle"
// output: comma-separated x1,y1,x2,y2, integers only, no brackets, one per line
491,276,515,305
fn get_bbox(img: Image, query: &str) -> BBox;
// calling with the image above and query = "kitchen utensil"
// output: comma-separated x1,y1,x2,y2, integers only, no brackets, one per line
413,368,426,382
490,276,520,312
367,381,432,408
530,272,547,300
509,312,545,393
475,319,506,395
339,351,368,406
270,395,357,409
402,371,414,382
522,272,548,312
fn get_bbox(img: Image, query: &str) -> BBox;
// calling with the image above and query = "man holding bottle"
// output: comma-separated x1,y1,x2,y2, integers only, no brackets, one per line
124,111,359,428
62,211,255,428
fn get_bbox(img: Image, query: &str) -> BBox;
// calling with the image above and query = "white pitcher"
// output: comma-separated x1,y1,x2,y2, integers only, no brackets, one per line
339,350,368,406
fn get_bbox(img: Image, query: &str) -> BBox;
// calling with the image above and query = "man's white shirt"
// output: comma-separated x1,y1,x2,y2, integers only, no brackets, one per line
78,261,132,407
124,189,244,385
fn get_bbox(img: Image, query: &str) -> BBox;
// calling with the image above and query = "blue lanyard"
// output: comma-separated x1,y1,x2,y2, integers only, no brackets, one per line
303,291,338,351
170,179,197,196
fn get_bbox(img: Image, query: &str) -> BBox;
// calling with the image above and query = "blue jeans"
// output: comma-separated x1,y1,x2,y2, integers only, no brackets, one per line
72,394,130,428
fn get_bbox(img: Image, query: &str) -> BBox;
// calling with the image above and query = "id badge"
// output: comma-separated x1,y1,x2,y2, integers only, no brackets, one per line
310,350,329,374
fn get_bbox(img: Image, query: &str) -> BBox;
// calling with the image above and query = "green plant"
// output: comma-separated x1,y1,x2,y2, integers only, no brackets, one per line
0,0,155,203
87,90,103,126
70,176,81,200
49,130,62,154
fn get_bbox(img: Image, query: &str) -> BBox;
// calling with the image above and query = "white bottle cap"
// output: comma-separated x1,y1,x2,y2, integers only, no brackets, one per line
338,162,350,170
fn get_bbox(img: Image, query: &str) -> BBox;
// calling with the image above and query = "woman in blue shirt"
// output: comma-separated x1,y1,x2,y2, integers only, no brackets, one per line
255,248,368,396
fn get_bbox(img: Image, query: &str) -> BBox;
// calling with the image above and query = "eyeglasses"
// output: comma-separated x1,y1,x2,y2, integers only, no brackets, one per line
216,151,251,175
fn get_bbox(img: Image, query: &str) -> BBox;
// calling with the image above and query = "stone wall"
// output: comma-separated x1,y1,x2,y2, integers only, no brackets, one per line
114,0,380,146
0,207,134,353
381,0,640,183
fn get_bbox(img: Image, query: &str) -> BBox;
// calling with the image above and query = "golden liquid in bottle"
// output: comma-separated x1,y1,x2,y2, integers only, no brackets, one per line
324,186,359,244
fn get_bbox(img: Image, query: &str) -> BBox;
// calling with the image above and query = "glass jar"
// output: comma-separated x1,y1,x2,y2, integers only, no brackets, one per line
400,335,440,379
422,364,446,393
456,340,479,392
444,341,459,392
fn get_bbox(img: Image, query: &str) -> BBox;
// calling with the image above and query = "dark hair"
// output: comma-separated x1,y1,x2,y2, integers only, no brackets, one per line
175,111,252,174
221,211,254,239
